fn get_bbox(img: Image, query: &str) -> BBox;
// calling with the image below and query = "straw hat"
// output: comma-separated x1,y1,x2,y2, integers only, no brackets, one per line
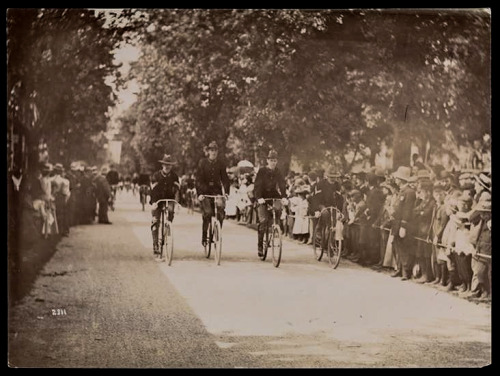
392,166,416,182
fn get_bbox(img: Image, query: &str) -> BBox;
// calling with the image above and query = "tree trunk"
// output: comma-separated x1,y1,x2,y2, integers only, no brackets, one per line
392,121,412,169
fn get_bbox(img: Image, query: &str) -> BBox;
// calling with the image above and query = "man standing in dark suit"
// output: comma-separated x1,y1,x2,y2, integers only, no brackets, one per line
95,166,112,224
359,169,386,265
390,166,417,280
196,141,230,247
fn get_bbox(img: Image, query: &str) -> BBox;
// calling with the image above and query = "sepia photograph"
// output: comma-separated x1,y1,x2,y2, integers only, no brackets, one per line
7,8,491,368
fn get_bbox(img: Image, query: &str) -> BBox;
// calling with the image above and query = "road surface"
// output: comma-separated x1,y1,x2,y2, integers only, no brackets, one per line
8,190,491,368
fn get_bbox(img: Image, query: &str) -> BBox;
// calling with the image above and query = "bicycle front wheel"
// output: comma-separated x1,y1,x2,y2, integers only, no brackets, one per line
328,234,341,269
260,226,269,261
213,220,222,265
165,221,174,266
271,225,282,268
158,217,166,261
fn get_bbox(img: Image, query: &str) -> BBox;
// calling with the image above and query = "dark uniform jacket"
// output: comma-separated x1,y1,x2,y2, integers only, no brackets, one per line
94,175,111,202
196,158,230,196
471,220,491,257
138,174,150,186
106,170,120,185
411,197,436,239
364,186,386,225
150,169,179,204
254,167,286,200
359,186,386,245
314,180,344,211
391,184,417,235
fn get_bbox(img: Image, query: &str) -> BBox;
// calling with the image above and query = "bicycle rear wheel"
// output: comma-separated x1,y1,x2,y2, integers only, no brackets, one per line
260,226,269,261
213,220,222,265
328,234,341,269
271,225,282,268
313,225,325,261
165,221,173,266
204,220,212,258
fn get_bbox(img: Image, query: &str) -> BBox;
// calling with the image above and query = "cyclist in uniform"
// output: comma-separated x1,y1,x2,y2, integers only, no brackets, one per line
254,149,287,258
150,154,180,255
196,141,230,247
185,172,197,208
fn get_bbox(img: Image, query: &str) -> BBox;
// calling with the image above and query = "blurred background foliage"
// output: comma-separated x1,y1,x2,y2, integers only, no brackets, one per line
7,9,490,175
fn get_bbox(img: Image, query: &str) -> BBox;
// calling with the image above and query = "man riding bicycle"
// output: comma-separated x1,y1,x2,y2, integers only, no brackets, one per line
313,167,346,247
196,141,230,248
150,154,180,255
106,164,120,209
138,170,151,203
254,149,287,258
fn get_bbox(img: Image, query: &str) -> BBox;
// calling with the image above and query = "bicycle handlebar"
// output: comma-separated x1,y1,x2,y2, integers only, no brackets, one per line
203,195,226,199
318,206,345,220
154,199,180,206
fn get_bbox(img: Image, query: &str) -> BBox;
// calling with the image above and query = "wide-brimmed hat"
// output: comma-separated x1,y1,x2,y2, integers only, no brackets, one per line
349,189,363,199
475,172,491,191
53,163,64,173
207,141,218,151
267,149,278,159
295,184,310,194
472,199,491,212
42,163,53,172
158,154,177,165
326,166,342,179
392,166,416,182
418,180,434,192
416,169,432,181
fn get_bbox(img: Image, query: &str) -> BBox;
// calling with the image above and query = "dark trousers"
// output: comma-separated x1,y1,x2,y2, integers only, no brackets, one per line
393,235,415,278
55,195,69,235
315,211,331,250
456,253,473,288
98,199,109,223
151,202,175,246
257,204,281,249
201,198,225,241
416,240,434,282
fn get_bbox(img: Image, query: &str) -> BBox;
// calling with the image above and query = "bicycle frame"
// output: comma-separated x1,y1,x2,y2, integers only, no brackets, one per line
202,195,226,265
314,206,344,268
153,199,179,265
261,198,283,267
